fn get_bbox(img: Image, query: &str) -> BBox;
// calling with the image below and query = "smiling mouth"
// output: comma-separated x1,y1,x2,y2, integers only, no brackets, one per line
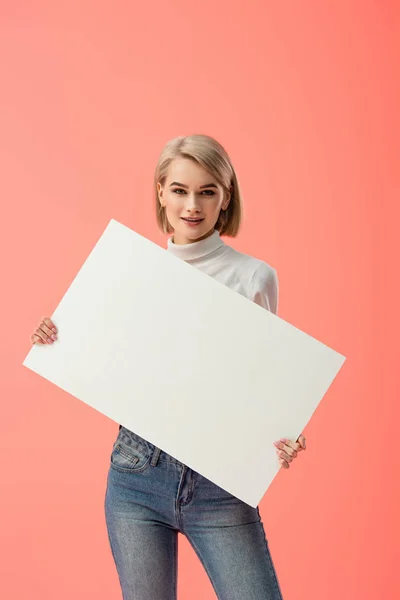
181,217,204,223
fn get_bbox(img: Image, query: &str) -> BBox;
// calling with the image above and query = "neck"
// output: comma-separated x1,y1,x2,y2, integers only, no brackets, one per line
167,229,225,261
172,227,216,246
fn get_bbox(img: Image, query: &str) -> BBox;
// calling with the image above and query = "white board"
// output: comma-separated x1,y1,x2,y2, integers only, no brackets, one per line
23,219,346,507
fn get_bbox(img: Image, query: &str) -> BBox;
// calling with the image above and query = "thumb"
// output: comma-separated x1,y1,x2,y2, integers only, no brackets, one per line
297,434,306,450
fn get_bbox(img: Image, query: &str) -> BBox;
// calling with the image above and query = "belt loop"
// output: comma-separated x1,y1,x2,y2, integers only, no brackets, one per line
150,446,161,467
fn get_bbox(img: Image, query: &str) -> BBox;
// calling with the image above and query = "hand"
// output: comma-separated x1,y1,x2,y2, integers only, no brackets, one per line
274,435,306,469
30,317,58,345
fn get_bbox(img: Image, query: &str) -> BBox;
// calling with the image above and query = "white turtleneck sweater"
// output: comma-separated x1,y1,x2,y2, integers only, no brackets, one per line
167,230,278,315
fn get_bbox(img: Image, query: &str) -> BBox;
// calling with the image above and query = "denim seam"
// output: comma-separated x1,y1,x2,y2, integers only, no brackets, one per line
180,470,195,506
172,527,178,600
184,535,220,599
104,487,126,594
109,458,151,474
114,443,184,469
257,508,284,600
116,445,140,466
175,466,187,530
110,445,151,474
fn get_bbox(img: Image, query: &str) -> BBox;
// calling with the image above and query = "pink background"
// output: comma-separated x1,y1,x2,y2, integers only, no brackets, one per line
1,1,398,599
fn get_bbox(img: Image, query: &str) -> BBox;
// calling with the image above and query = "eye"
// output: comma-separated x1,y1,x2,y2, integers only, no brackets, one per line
172,188,215,196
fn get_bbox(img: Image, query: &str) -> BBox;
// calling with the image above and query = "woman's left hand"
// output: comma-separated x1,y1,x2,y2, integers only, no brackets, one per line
274,435,306,469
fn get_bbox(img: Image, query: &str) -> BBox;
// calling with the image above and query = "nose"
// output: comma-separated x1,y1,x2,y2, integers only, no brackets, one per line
184,192,201,212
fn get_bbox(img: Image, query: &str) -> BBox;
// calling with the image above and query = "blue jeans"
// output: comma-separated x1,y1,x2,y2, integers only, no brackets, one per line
105,426,284,600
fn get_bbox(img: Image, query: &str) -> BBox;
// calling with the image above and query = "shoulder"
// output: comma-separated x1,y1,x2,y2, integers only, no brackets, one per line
250,260,279,314
250,260,278,291
224,246,279,315
225,245,277,287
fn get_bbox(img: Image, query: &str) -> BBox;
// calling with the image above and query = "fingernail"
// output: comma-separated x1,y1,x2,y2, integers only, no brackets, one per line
274,442,280,447
280,438,287,443
51,335,56,341
52,328,57,333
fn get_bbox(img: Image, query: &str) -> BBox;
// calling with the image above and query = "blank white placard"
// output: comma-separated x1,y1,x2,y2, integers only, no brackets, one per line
23,219,346,507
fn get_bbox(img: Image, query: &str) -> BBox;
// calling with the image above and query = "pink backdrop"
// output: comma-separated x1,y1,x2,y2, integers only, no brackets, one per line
1,1,398,599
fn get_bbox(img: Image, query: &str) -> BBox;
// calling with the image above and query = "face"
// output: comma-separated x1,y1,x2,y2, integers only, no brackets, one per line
157,157,231,245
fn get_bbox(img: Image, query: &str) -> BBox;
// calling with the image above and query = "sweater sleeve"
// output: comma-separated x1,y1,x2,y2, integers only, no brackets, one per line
251,263,279,315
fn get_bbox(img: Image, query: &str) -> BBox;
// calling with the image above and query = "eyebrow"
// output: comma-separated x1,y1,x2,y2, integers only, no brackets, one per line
169,181,218,189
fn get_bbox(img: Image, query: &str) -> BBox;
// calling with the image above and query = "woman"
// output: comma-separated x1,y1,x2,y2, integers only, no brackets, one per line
31,134,306,600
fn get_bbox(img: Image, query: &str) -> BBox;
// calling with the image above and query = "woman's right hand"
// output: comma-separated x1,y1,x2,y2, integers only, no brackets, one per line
30,317,58,345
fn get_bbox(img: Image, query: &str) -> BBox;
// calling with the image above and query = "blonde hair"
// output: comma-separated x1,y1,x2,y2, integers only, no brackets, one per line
154,134,243,237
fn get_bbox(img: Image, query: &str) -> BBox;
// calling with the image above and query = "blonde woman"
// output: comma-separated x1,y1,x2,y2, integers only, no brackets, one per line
31,134,306,600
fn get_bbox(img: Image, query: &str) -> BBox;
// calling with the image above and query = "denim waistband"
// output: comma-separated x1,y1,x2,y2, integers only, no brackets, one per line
117,424,182,468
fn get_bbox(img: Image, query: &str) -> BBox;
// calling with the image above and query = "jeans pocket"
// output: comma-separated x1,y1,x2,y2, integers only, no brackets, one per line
110,442,151,473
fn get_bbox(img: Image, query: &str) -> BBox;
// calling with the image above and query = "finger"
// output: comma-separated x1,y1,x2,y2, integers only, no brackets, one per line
31,333,46,345
36,327,54,344
39,325,56,341
274,441,298,459
278,449,295,463
280,438,301,452
37,318,58,343
279,457,290,469
40,319,57,339
297,435,306,450
43,317,58,334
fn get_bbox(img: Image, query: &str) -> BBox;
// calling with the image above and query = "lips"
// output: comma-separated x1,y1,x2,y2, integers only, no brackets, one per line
181,217,204,224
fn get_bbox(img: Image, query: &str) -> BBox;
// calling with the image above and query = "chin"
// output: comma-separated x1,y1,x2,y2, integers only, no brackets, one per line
187,230,206,241
172,223,207,241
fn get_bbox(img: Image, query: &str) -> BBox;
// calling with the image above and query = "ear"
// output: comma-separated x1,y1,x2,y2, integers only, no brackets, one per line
157,182,164,207
222,186,232,211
